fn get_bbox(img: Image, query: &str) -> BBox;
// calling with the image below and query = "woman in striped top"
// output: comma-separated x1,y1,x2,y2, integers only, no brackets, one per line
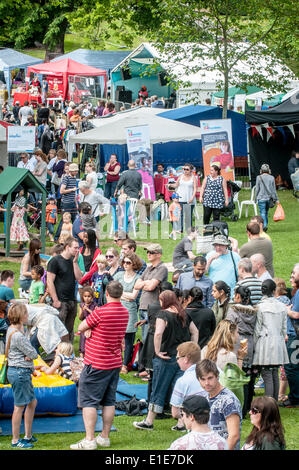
60,162,79,223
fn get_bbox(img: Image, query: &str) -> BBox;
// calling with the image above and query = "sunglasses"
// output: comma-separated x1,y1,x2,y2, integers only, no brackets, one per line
106,255,115,259
123,260,132,265
183,168,190,170
176,355,185,360
250,407,261,415
147,251,159,255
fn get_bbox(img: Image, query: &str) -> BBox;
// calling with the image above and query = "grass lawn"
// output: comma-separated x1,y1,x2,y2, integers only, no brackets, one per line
0,187,298,450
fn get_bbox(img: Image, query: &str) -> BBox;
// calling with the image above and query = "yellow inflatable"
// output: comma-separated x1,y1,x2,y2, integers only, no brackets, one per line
0,356,77,416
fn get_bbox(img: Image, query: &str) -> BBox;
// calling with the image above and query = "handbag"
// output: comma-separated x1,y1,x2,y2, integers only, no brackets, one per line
259,175,276,208
0,329,17,385
273,203,285,222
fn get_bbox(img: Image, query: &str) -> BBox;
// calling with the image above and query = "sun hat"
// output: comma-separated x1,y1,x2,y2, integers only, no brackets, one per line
212,234,230,246
260,163,271,174
69,163,79,172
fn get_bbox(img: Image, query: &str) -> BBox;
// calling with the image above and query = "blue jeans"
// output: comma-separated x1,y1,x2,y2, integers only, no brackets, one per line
258,200,270,229
149,356,183,413
284,335,299,404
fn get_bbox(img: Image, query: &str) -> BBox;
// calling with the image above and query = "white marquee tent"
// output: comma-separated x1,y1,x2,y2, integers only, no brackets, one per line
69,107,201,146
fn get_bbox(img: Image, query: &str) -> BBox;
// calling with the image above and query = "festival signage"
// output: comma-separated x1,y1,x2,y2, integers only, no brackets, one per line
47,75,64,98
126,124,155,200
200,119,235,181
7,126,36,153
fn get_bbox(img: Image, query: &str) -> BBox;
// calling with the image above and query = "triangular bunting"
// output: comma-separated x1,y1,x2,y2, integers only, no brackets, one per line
287,125,295,138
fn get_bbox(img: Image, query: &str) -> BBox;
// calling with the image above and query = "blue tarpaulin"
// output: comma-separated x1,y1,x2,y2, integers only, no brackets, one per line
0,48,43,95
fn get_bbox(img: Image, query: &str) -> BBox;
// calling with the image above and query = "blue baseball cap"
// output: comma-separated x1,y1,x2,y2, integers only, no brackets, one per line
171,193,181,199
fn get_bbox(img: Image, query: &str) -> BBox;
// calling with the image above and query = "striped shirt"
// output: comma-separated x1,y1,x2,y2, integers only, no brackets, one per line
235,277,262,305
61,174,77,205
84,301,129,370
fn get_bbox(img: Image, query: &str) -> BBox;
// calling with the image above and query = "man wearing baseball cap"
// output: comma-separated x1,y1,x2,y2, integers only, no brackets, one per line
168,394,228,450
134,243,168,341
205,234,241,297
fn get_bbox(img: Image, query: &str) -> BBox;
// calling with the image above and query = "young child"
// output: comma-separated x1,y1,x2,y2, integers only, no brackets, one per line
91,254,113,306
45,194,57,242
60,212,73,237
10,189,33,250
29,265,45,304
78,286,97,357
81,203,97,232
169,193,182,240
40,341,84,383
40,342,74,379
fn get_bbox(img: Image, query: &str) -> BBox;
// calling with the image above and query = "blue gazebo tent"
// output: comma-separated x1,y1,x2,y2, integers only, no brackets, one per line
0,48,43,95
158,105,247,163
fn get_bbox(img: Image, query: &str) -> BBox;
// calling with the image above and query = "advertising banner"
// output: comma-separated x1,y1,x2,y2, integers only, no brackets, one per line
126,124,155,200
7,126,36,153
47,75,64,98
200,119,235,181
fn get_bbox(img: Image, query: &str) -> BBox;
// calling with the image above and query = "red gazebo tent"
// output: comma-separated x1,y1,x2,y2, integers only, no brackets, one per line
26,58,107,100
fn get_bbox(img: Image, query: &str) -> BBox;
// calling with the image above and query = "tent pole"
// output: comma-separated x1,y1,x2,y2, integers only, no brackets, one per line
5,192,11,257
40,192,46,254
247,126,252,189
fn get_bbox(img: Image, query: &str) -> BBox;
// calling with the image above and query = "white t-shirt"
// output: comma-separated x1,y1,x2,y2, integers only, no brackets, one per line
86,172,98,191
168,430,228,451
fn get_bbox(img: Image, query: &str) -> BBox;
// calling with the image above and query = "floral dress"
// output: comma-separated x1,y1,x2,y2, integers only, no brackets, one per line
10,206,30,242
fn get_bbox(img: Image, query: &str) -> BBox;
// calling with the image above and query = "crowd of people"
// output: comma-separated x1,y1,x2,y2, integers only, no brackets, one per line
1,212,298,450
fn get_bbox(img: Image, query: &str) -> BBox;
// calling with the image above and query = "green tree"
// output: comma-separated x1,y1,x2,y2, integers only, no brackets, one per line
120,0,298,117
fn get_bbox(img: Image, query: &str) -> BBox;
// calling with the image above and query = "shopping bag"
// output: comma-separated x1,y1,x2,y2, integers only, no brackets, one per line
273,203,285,222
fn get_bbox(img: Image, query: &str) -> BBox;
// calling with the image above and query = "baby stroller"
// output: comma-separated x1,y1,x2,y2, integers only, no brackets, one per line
28,201,42,230
291,170,299,200
220,180,241,221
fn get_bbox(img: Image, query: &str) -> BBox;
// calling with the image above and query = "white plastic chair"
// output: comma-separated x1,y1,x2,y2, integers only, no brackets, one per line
233,180,242,215
128,198,138,237
141,183,151,199
239,185,258,218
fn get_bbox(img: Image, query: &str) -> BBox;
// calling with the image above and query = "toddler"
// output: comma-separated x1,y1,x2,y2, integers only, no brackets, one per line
169,193,182,240
91,254,113,306
40,342,74,380
81,203,97,232
60,212,73,237
45,194,57,242
78,286,97,357
29,265,45,304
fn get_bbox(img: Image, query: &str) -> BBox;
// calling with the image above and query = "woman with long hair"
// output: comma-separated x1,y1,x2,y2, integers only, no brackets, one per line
201,320,247,371
133,290,198,431
252,279,289,401
212,281,232,325
19,239,42,292
80,230,101,273
242,396,285,450
199,164,229,225
114,252,143,374
105,246,123,277
186,286,216,348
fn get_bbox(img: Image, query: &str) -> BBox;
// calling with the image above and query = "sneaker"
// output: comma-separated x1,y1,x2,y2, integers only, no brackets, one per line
133,420,153,430
96,435,110,447
11,439,34,449
171,425,186,432
22,435,38,443
254,377,264,389
70,438,97,450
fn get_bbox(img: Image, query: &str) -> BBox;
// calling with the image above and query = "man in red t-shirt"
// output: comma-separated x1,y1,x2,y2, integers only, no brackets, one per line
70,281,129,450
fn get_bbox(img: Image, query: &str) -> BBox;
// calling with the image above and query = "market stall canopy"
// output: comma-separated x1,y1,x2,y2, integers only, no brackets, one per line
69,106,201,145
26,58,107,100
51,49,132,76
0,48,43,95
245,91,299,125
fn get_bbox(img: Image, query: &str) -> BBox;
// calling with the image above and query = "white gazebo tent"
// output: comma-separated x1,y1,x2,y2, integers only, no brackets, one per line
69,106,201,147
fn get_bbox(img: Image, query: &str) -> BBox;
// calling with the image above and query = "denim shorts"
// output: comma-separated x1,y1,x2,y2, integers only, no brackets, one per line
149,356,183,414
78,364,120,409
7,367,36,407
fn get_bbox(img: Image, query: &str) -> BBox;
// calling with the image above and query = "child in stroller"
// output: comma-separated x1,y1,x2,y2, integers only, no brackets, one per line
220,180,241,221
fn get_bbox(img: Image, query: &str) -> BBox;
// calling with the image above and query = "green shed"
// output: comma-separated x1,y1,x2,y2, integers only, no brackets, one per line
0,167,47,256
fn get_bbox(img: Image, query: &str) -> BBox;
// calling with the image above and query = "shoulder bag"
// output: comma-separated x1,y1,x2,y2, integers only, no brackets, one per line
0,329,17,384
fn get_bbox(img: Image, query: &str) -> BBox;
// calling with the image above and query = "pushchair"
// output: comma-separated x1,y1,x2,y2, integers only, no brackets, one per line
290,170,299,200
28,201,43,230
220,180,241,221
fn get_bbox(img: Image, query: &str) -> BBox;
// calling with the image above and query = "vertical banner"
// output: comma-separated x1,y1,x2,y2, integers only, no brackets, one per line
126,124,155,200
47,75,64,98
200,119,235,181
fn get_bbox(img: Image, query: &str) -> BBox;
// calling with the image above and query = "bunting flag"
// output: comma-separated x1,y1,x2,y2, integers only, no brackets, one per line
251,125,259,137
277,127,287,145
265,125,274,142
287,124,295,138
256,125,263,139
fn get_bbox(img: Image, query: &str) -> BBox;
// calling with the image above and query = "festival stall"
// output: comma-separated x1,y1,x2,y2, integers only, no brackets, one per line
26,58,107,105
245,90,299,187
0,48,43,98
